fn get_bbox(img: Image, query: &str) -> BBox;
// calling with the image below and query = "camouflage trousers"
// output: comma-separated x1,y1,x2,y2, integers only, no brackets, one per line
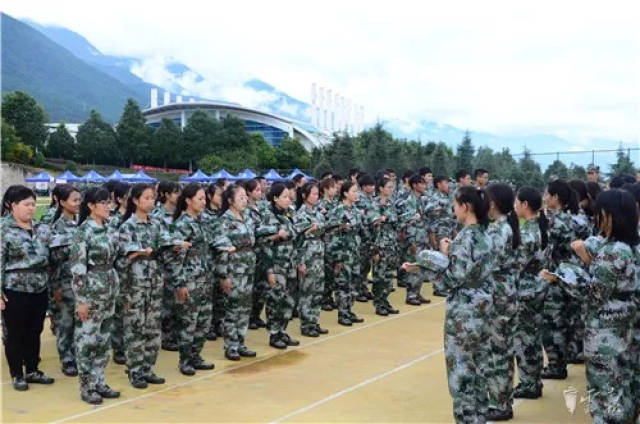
52,287,77,367
75,270,117,395
485,292,517,413
444,298,490,424
111,269,127,356
322,257,335,306
161,281,179,345
431,227,453,295
176,275,212,362
356,243,373,297
298,258,325,332
542,284,569,373
565,297,584,362
405,242,428,301
334,258,359,320
513,291,546,392
222,273,253,354
210,274,226,335
584,326,636,424
372,251,396,309
631,321,640,410
250,261,268,323
266,273,295,335
123,279,162,378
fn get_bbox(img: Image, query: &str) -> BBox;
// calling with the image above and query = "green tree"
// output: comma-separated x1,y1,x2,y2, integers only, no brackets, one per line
46,123,75,159
358,123,393,173
253,133,278,169
431,142,452,177
515,149,544,189
455,131,475,173
568,164,587,180
473,146,497,176
277,136,311,170
543,159,569,182
493,148,519,183
1,119,34,164
151,118,183,168
610,144,636,175
183,110,220,171
76,110,117,165
1,91,48,150
116,99,152,167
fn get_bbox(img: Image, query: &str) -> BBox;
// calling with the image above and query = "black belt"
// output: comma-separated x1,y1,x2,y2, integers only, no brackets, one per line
5,267,46,274
88,263,113,272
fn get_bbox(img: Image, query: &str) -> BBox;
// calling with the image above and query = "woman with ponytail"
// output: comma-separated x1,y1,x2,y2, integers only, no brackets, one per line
40,184,66,225
109,182,131,225
318,177,339,312
117,183,186,388
68,188,121,404
541,179,580,379
484,183,520,421
48,184,81,377
512,186,549,399
402,186,493,424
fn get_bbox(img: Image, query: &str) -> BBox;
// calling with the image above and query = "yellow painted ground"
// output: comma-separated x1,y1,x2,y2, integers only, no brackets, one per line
1,283,590,423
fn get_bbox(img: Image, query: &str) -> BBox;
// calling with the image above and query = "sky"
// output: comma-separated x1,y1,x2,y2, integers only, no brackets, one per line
3,0,640,150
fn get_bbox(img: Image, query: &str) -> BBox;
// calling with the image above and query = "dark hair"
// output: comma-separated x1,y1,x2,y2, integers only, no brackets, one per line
320,171,333,179
339,181,356,200
103,180,118,195
486,183,520,248
358,174,375,187
173,183,204,221
474,168,488,178
49,184,66,207
220,184,244,216
401,171,414,183
205,180,226,211
332,174,343,181
621,183,640,210
2,185,36,216
319,177,335,197
595,189,639,246
78,188,110,225
455,186,489,227
455,170,470,182
113,182,131,211
434,175,448,188
297,181,318,209
610,174,635,189
586,182,602,216
292,174,305,184
286,180,297,191
517,186,548,249
377,177,394,193
547,179,579,214
267,182,288,205
409,174,425,189
349,168,360,178
242,178,260,195
156,181,181,204
119,183,154,227
52,184,80,223
418,167,432,177
256,176,266,182
385,168,396,175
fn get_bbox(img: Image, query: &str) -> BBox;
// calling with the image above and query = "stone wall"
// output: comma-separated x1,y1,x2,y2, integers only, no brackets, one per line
1,162,32,196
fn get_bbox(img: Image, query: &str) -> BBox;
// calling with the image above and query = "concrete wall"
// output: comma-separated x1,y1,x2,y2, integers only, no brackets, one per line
1,162,31,196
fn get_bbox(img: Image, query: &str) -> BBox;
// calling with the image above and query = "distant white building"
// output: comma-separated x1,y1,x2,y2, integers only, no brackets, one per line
45,123,81,141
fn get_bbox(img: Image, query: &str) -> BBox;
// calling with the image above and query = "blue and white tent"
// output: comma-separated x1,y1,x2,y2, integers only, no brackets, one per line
237,168,257,179
127,170,156,182
104,170,124,180
180,169,211,183
286,168,313,180
25,171,54,183
81,170,106,182
56,170,84,183
262,169,286,182
210,169,237,181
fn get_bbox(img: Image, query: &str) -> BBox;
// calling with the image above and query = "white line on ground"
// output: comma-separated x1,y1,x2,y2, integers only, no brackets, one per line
48,300,446,424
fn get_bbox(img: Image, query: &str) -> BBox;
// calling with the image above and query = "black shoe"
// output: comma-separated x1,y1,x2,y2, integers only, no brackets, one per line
301,328,319,337
179,361,196,376
405,298,421,306
253,317,267,328
321,303,334,311
269,335,287,349
12,377,28,391
350,315,364,323
433,291,447,297
397,281,407,288
206,330,217,341
113,352,127,364
192,357,215,370
365,291,374,300
129,373,148,389
567,357,585,364
62,362,78,377
513,384,542,399
144,373,166,384
487,408,513,421
25,370,54,384
355,295,368,303
282,333,300,346
225,350,241,361
96,384,121,398
81,390,103,405
248,321,259,330
238,346,257,357
315,325,329,335
375,307,389,316
386,306,400,314
292,310,299,319
541,367,567,380
390,287,396,292
338,317,352,326
418,295,431,304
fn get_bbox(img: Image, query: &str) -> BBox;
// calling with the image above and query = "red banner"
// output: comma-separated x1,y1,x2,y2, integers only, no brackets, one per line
131,164,190,175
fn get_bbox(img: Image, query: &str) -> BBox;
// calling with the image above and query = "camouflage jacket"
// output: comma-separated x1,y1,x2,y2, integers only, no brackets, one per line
486,216,519,301
293,204,326,266
355,192,381,244
261,206,297,275
316,198,337,216
547,209,575,270
1,216,50,294
396,191,425,242
571,210,592,241
68,217,120,304
48,214,78,293
169,212,209,288
39,206,57,226
325,202,362,264
516,217,549,299
372,196,398,257
423,190,454,233
215,209,256,279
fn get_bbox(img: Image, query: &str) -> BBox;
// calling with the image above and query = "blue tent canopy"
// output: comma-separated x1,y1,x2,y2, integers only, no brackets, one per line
180,169,211,182
262,169,286,182
210,169,236,181
56,170,84,182
236,168,257,179
286,168,313,180
127,170,156,182
104,170,124,180
25,171,54,183
81,170,105,182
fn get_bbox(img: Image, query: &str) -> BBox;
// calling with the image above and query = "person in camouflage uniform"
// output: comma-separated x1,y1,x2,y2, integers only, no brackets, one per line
393,171,414,288
68,188,121,404
1,185,55,391
317,177,339,311
396,175,429,305
403,186,494,424
483,183,520,421
48,185,81,376
293,182,328,337
542,189,639,424
169,184,215,375
326,181,365,326
512,187,549,399
215,184,257,361
261,183,299,349
424,175,456,297
354,174,378,302
541,180,580,380
117,183,181,388
371,177,399,316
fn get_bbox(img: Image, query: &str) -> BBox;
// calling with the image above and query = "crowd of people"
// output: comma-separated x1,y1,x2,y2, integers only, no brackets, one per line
1,164,639,424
